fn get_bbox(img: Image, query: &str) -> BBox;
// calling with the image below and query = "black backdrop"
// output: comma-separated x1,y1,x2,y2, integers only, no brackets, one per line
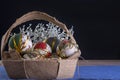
0,0,120,59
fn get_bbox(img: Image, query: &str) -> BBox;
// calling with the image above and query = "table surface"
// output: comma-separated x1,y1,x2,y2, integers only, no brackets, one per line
1,60,120,79
1,60,120,66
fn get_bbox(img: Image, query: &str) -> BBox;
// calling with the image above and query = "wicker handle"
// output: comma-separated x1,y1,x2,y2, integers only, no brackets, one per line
1,11,76,56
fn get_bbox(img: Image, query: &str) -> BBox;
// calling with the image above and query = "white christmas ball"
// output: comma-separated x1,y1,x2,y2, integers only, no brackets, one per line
62,45,78,57
57,40,78,58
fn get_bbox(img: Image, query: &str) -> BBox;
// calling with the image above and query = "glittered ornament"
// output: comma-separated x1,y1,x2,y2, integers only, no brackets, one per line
34,42,52,58
9,33,33,53
57,40,78,58
23,51,41,60
45,37,60,53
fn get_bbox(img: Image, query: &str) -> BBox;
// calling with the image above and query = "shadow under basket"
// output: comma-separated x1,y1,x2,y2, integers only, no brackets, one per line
1,11,81,79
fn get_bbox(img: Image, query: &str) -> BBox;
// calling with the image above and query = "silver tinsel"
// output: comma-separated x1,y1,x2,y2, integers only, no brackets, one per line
19,23,74,43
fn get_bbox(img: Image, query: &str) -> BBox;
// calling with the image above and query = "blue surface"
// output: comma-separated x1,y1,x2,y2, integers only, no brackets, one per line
74,65,120,80
1,65,120,80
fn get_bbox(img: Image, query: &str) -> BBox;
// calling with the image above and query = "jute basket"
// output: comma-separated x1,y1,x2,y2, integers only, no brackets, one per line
1,11,81,80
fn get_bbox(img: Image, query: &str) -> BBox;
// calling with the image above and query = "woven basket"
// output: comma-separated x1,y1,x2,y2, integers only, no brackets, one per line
1,11,81,79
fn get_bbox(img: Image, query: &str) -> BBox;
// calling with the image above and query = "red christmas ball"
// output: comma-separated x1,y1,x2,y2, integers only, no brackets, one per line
34,42,52,58
34,42,47,49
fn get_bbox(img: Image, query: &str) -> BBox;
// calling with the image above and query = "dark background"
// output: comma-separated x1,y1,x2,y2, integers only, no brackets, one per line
0,0,120,59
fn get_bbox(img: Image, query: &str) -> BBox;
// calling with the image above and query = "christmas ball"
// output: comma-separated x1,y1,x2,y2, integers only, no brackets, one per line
23,51,41,60
9,33,33,53
57,40,78,58
45,37,60,53
34,42,52,58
